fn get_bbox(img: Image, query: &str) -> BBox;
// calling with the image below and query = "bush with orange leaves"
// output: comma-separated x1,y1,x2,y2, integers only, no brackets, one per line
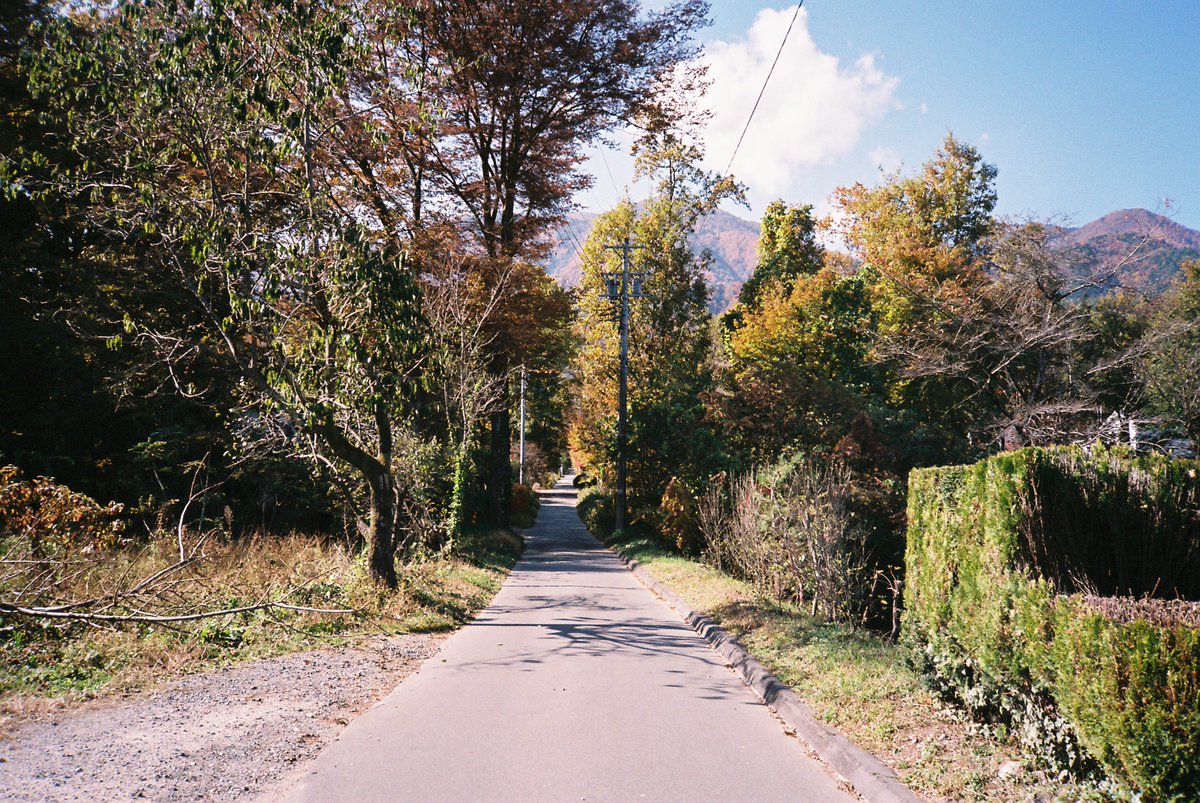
0,466,126,558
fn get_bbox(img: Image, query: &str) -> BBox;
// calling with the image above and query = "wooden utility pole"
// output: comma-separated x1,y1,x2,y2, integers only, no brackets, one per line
602,239,645,533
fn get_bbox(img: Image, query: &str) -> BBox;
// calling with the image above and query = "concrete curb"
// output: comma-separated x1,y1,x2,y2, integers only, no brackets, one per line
611,547,919,803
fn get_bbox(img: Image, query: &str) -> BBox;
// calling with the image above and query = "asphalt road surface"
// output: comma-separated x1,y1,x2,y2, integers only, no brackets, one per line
283,477,855,803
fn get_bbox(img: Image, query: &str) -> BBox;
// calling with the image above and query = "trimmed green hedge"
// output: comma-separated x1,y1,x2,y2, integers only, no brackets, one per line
904,445,1200,800
1051,598,1200,799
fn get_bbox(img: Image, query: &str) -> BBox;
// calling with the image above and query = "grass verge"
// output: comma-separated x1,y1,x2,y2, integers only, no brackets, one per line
0,527,522,725
602,528,1095,802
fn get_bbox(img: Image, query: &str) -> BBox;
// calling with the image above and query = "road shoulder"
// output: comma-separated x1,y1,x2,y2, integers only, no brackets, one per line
0,634,442,802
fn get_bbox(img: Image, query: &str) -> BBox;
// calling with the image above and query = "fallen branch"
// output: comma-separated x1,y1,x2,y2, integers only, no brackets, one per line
0,600,356,624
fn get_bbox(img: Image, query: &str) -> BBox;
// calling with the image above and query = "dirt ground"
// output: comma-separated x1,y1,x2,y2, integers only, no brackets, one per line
0,634,443,802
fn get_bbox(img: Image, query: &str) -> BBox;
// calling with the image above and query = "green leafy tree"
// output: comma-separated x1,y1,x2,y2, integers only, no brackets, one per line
736,200,825,310
0,0,174,506
22,0,432,586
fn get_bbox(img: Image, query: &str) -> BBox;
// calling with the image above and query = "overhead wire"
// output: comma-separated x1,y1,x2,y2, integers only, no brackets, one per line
724,0,805,175
598,149,623,199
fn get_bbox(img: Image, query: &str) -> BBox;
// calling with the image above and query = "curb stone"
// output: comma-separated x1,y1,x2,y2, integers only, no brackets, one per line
611,547,920,803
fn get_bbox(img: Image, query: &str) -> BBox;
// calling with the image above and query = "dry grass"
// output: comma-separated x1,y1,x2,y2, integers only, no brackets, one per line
0,527,522,725
608,532,1098,802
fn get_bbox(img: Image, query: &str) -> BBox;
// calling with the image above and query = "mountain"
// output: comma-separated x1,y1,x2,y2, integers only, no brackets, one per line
543,207,1200,313
1060,209,1200,295
544,209,760,314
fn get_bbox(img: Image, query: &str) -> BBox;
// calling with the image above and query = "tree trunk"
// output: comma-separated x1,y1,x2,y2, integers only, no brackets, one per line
449,441,469,537
1002,421,1027,452
365,470,398,588
489,400,511,526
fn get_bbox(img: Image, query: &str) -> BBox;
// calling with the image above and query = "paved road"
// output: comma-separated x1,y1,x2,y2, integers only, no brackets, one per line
284,477,853,802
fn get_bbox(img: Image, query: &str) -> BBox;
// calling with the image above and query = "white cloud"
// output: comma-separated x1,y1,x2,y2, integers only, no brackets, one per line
868,146,903,173
698,6,898,200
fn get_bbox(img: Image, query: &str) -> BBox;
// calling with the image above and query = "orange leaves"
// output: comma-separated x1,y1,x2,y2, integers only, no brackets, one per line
0,466,127,557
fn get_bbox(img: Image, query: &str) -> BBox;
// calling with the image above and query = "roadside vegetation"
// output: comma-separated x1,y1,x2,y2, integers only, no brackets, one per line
2,1,1198,799
2,0,651,705
579,507,1089,802
0,519,522,719
569,124,1199,800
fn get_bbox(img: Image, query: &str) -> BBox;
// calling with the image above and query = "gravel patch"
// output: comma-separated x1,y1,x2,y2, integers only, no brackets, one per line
0,634,443,802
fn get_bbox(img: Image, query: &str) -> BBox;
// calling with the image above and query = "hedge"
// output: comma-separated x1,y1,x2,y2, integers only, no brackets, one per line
904,445,1200,800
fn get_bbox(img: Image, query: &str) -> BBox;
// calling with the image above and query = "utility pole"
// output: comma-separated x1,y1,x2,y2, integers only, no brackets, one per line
602,238,645,533
518,364,527,485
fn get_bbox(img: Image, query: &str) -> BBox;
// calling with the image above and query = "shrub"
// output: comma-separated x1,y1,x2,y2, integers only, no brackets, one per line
697,455,870,625
576,485,613,537
508,483,540,530
904,445,1200,799
658,477,702,554
0,466,127,557
1051,597,1200,801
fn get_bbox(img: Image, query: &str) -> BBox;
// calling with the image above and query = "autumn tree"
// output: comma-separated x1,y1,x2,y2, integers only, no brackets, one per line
831,134,1000,454
23,0,435,586
711,192,879,462
723,268,876,460
877,222,1113,449
572,131,739,510
833,133,996,336
736,201,825,310
409,0,710,522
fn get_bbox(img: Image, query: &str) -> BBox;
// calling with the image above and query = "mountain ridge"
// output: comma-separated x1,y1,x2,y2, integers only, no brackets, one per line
544,207,1199,312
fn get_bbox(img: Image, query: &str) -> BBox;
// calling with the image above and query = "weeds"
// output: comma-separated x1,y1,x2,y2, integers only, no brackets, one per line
600,526,1090,801
0,526,522,718
697,456,871,625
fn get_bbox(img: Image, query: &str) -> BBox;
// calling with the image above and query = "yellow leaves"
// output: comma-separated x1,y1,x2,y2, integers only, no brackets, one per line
730,269,846,377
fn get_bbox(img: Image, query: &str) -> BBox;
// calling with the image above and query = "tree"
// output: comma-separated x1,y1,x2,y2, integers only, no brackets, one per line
831,134,1000,455
879,222,1112,449
24,0,432,586
0,0,157,502
736,201,824,310
409,0,710,522
414,0,709,260
833,133,997,337
423,254,575,535
723,268,875,459
1138,260,1200,451
571,131,738,509
421,256,510,538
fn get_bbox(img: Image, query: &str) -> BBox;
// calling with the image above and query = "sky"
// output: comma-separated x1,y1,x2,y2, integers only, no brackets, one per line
579,0,1200,230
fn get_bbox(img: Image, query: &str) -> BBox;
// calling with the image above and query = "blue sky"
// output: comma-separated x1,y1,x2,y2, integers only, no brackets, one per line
581,1,1200,229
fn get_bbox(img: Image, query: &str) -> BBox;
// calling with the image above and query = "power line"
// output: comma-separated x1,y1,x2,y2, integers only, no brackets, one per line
724,1,804,175
598,148,623,199
557,215,589,269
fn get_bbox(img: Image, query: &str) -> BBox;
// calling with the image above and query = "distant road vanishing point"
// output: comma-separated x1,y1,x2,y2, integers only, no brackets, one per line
282,476,853,802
